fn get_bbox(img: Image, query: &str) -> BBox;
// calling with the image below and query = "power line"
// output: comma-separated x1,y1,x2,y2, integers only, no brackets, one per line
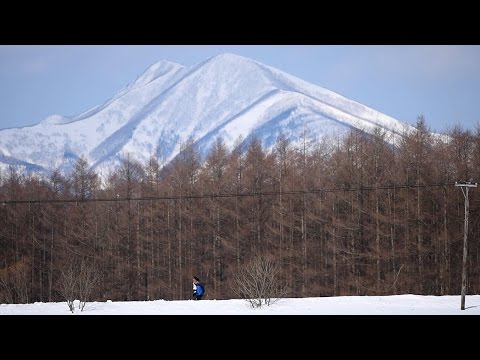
0,182,457,205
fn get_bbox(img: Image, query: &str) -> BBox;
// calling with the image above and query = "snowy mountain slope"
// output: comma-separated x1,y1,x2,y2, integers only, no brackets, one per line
0,53,417,176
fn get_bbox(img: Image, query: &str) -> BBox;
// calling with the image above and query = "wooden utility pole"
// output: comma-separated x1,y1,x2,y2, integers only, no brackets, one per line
455,181,477,310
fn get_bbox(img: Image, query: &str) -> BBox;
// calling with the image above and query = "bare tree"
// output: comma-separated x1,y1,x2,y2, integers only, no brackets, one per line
232,254,288,308
0,277,13,303
59,259,100,312
60,262,77,313
0,257,31,303
77,260,100,311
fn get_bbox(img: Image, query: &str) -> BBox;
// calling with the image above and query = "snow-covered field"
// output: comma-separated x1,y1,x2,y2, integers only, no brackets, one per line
1,295,479,315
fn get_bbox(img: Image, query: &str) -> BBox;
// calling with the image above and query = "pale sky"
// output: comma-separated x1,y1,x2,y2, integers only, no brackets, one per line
1,45,479,133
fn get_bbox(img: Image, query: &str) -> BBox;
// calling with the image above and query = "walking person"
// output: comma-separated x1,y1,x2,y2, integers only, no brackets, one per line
192,276,204,300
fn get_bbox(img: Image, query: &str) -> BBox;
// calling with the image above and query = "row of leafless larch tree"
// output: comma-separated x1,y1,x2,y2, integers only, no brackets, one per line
0,117,479,304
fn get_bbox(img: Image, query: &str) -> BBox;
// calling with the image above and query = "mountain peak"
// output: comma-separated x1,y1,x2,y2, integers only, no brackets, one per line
205,53,260,67
131,59,185,88
209,52,254,61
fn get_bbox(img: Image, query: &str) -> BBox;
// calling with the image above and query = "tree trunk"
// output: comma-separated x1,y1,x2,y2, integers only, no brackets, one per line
416,179,423,293
443,186,450,294
376,190,381,292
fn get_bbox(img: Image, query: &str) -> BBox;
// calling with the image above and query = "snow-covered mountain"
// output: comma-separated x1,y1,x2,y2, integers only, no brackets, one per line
0,53,416,176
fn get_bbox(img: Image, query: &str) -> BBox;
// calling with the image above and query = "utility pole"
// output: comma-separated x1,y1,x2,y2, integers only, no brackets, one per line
455,180,477,310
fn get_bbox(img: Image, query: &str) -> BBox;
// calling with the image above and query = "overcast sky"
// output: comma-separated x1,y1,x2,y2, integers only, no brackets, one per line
1,45,479,133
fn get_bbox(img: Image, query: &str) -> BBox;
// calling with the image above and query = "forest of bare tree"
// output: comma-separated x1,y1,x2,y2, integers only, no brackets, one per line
1,118,479,303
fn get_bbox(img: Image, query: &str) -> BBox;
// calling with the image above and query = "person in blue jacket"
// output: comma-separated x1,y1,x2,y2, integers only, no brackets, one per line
192,276,204,300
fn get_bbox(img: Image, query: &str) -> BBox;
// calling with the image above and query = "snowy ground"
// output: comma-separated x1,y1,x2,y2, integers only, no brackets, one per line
1,295,480,315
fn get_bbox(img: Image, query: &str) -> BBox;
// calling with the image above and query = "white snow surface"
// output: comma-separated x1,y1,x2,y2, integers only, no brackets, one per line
1,295,479,315
0,53,418,175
